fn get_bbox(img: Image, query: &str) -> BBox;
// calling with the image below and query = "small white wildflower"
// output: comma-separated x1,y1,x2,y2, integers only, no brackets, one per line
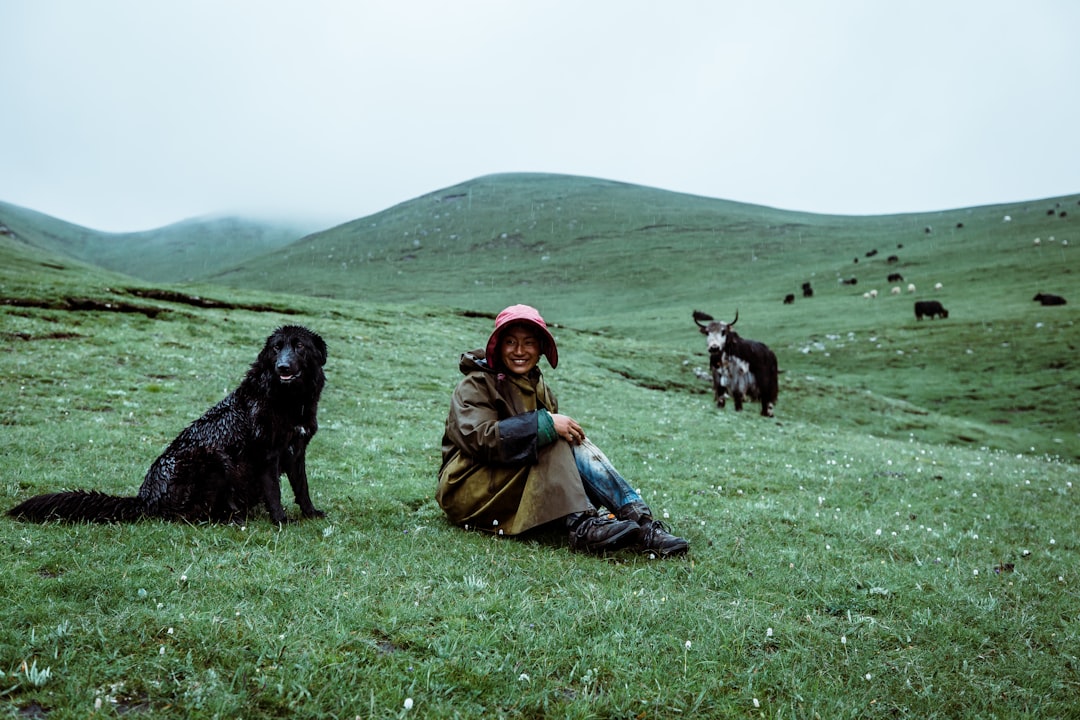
518,673,530,682
875,528,882,536
841,635,847,645
1050,538,1056,545
753,698,760,708
766,627,773,638
973,569,979,576
865,673,872,681
159,646,165,656
180,574,188,583
403,697,413,710
684,640,692,650
492,519,499,526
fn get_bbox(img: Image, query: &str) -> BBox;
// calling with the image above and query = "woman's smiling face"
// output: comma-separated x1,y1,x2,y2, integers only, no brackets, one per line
499,324,541,375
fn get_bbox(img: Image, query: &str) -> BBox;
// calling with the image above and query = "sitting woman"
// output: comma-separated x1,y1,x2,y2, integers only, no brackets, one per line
436,304,688,557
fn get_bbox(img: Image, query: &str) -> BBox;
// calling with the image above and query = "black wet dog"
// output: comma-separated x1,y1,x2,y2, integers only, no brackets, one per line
8,326,328,524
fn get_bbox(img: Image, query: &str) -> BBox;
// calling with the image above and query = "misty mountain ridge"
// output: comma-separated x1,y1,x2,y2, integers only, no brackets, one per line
0,200,318,283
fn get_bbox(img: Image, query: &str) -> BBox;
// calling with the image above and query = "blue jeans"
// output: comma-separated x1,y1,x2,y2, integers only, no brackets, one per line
572,439,642,513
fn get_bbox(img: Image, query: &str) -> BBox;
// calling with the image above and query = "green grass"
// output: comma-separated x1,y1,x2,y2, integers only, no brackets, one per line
203,174,1080,460
1,175,1078,717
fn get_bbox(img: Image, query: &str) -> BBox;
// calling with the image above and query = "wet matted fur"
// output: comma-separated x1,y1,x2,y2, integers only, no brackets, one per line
7,325,328,524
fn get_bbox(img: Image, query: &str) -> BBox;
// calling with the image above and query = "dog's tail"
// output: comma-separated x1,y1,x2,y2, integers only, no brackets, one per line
7,491,146,523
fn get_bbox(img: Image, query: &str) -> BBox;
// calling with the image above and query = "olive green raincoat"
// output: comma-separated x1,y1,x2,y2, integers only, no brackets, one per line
436,349,589,535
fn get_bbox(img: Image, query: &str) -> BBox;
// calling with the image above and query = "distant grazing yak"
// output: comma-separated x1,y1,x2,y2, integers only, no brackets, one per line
914,300,949,320
1033,293,1067,306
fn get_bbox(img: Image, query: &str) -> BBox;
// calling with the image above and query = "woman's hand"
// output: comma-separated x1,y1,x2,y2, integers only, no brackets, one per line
551,413,586,445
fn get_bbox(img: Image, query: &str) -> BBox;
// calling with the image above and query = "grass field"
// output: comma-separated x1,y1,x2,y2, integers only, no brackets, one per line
1,175,1078,718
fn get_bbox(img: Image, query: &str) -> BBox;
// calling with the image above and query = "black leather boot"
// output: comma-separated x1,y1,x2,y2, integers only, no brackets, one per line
616,500,690,557
565,507,643,554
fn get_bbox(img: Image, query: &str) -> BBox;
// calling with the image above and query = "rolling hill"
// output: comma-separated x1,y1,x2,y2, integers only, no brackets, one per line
206,173,1077,330
2,174,1077,717
0,200,313,283
1,172,1077,459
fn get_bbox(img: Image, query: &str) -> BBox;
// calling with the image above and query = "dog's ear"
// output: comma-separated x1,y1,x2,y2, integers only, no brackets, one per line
310,331,328,367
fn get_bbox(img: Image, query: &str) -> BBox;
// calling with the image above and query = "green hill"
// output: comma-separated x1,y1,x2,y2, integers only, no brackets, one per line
1,175,1078,717
210,172,1076,328
206,173,1080,458
0,201,311,283
1,173,1077,459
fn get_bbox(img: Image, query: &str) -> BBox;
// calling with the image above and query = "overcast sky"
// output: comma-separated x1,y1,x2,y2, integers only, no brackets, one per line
2,1,1077,232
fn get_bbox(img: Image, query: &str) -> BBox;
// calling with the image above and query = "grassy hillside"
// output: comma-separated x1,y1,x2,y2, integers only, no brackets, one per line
3,174,1078,460
0,201,310,283
212,173,1080,460
1,179,1078,717
1,256,1077,718
210,173,1076,326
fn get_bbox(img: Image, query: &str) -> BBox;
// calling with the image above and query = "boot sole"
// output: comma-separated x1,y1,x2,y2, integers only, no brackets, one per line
572,524,643,554
643,540,690,558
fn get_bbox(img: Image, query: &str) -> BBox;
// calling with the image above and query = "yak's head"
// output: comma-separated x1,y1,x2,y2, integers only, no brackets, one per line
693,309,739,355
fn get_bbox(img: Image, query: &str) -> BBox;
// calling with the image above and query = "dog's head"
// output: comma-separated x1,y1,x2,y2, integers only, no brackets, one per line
262,326,327,385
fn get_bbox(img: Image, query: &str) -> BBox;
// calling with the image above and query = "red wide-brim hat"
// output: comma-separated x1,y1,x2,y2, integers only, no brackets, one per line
485,304,559,369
